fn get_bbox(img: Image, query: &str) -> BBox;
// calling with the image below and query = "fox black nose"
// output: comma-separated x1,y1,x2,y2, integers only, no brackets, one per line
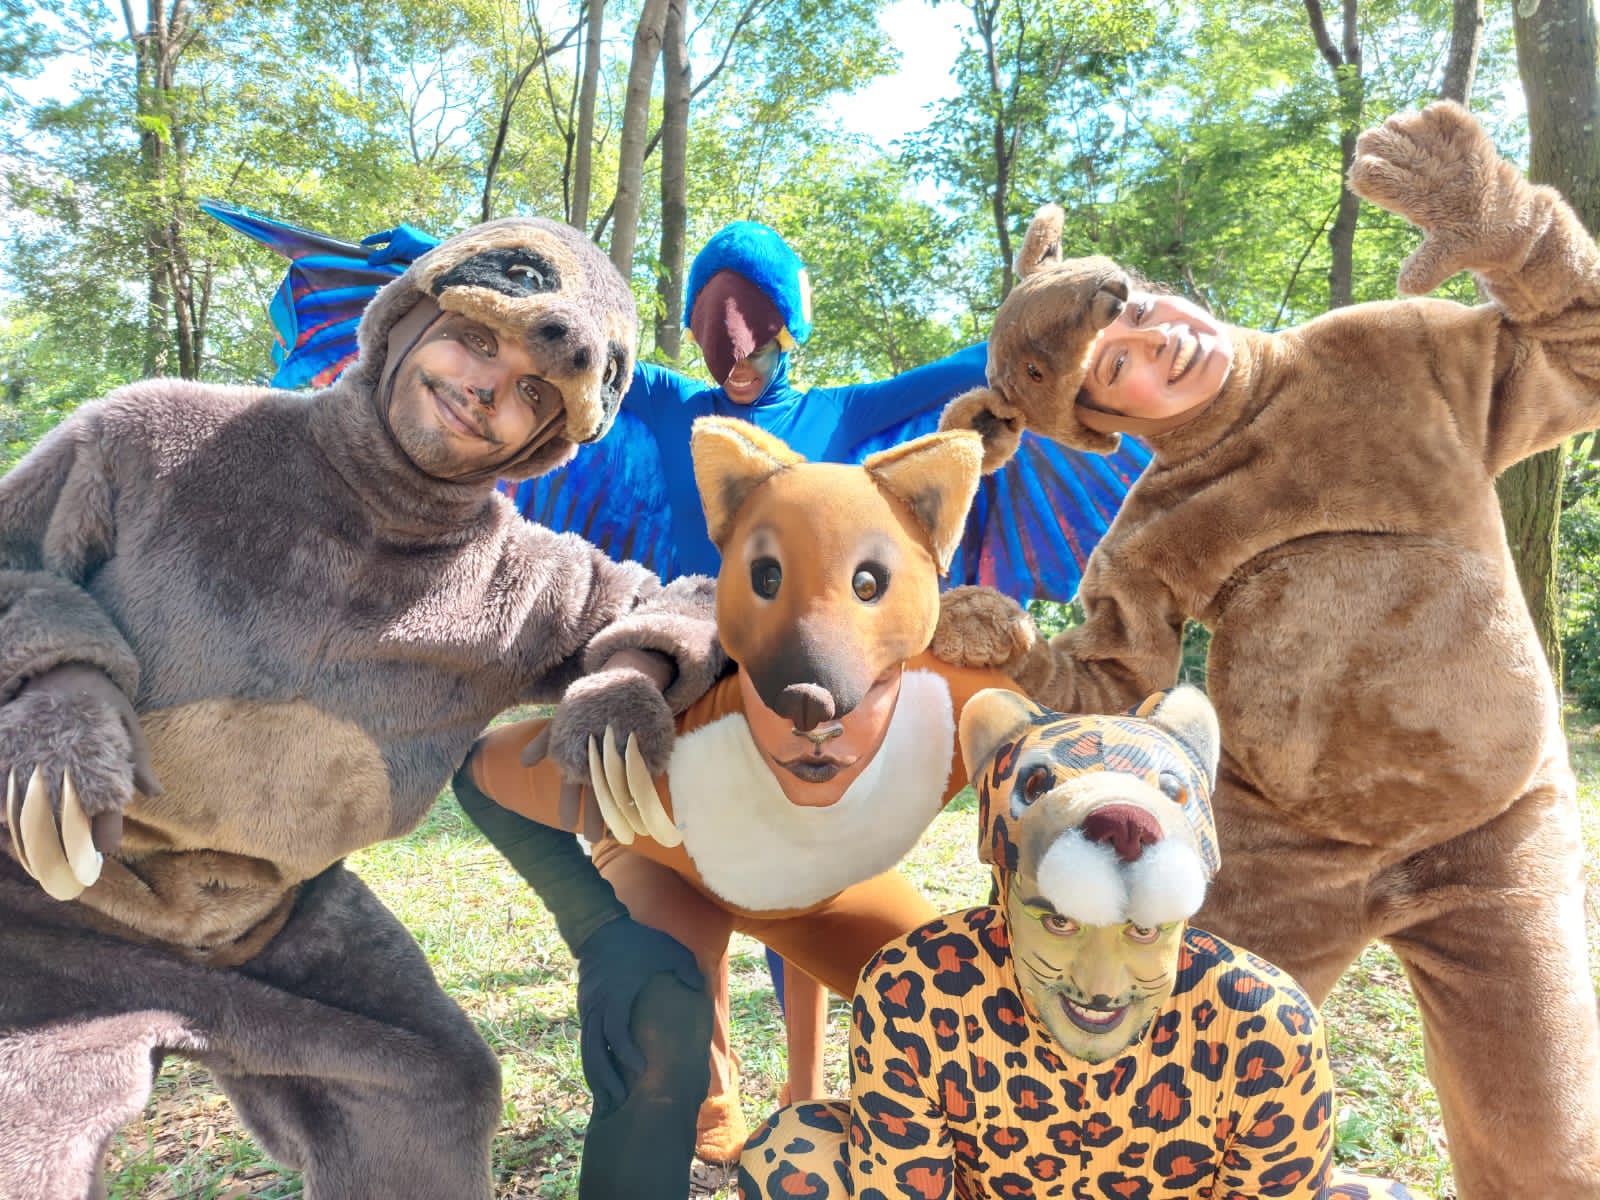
778,683,836,732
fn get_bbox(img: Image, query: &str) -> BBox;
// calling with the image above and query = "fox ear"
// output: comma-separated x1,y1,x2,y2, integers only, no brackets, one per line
691,416,806,549
863,430,984,571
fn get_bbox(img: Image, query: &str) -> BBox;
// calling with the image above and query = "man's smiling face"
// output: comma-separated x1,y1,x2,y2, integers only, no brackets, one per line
1006,870,1185,1063
385,308,565,479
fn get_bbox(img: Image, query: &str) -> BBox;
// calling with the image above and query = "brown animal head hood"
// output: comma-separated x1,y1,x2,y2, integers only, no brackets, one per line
346,216,637,482
690,416,982,725
939,205,1131,467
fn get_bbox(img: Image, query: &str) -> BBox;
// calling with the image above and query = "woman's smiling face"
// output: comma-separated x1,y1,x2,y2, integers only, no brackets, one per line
1078,291,1233,423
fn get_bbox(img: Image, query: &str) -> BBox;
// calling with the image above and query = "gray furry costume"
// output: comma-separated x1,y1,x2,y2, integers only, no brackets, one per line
0,218,724,1199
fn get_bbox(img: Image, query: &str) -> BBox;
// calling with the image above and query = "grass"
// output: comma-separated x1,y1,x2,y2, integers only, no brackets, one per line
102,728,1600,1200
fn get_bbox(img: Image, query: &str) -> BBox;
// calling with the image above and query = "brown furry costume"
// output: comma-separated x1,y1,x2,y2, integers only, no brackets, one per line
0,218,725,1199
935,102,1600,1198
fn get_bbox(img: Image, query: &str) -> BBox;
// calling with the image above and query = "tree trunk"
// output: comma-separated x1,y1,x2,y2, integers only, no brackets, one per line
1439,0,1483,104
609,0,669,276
572,0,605,230
131,0,170,378
481,19,577,223
653,0,689,359
127,0,206,378
1303,0,1363,309
970,0,1016,297
1503,0,1600,689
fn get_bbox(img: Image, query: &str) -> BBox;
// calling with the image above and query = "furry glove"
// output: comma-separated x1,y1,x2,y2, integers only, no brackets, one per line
1349,100,1600,317
524,658,680,845
576,915,706,1114
0,664,161,899
931,586,1058,698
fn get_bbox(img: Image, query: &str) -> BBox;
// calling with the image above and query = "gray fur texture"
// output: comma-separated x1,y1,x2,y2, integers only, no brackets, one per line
0,216,724,1194
546,667,678,784
0,568,140,702
0,682,134,828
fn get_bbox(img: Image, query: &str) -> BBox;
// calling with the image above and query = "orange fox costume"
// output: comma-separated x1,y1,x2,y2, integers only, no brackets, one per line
468,652,1018,1158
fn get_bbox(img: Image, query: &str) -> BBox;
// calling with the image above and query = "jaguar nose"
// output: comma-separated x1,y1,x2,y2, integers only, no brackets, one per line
1082,803,1162,864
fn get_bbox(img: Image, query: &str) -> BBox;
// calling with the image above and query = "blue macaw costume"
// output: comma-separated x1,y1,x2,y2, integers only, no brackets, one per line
202,200,1151,605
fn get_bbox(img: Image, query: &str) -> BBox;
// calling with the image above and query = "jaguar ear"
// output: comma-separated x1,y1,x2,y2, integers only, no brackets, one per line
959,688,1045,778
1131,686,1220,783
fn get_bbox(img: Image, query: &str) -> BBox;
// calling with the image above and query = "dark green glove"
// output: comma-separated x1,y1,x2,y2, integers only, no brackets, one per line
575,917,705,1110
452,761,705,1110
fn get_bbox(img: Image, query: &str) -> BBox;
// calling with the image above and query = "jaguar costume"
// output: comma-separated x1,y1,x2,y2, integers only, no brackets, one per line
740,690,1416,1199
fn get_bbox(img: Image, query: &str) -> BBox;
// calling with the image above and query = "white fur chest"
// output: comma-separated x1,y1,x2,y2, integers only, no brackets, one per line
669,670,956,911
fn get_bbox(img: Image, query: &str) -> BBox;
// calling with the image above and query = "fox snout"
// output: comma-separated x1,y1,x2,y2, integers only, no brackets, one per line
776,682,836,732
744,637,872,729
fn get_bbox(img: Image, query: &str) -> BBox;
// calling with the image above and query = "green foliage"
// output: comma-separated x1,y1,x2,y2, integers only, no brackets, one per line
1029,599,1210,689
1560,447,1600,716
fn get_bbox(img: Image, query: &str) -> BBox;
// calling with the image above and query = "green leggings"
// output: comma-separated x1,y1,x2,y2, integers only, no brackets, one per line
453,765,712,1199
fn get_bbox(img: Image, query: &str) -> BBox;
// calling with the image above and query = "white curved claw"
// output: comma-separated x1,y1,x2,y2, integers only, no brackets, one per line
5,770,30,875
588,735,634,844
58,770,103,888
602,727,645,839
21,767,84,901
623,734,680,848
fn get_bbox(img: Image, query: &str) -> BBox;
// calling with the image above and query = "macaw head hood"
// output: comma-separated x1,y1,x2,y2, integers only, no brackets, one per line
348,216,637,482
685,221,812,386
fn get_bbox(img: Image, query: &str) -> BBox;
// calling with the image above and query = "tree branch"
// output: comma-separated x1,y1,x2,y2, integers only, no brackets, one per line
1302,0,1345,71
1272,197,1340,329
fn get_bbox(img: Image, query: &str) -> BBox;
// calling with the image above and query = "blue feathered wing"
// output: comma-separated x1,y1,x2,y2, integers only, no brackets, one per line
204,200,1148,602
851,418,1150,605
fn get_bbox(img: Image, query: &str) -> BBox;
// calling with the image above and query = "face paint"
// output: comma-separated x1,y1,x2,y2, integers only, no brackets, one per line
1005,871,1184,1063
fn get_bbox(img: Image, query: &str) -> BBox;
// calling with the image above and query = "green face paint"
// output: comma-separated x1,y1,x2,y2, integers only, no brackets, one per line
1005,872,1185,1063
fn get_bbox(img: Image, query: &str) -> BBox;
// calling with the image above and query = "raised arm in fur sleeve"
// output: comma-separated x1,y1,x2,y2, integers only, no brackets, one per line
1349,100,1600,470
0,406,158,897
933,557,1185,717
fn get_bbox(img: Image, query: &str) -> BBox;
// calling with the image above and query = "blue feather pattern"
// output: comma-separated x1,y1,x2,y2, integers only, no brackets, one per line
205,199,1147,603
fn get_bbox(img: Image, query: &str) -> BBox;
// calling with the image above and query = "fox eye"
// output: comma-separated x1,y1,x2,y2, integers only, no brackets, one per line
751,557,782,599
1026,362,1044,382
852,562,887,603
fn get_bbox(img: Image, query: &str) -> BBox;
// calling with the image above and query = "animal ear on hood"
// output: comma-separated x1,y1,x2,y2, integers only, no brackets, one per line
690,416,806,548
958,688,1044,781
862,430,984,571
1015,203,1065,279
938,387,1023,476
1129,686,1220,781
